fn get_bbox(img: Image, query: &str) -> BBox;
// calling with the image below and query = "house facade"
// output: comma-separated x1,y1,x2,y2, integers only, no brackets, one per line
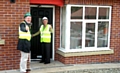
0,0,120,71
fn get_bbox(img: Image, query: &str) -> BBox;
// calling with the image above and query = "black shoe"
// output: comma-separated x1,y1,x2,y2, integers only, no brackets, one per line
39,60,44,63
26,69,31,73
26,69,31,71
44,62,50,64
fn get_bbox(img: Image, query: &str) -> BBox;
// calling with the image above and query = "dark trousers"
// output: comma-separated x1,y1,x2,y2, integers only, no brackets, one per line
41,42,51,63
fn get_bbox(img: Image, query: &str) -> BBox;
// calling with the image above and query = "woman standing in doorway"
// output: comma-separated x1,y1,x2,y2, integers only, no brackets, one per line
32,17,53,64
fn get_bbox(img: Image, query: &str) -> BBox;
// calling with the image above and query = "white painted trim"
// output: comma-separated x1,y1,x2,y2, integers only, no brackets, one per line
82,6,85,49
66,4,111,8
58,47,113,53
95,6,99,48
52,6,55,60
30,5,55,60
65,5,71,51
108,6,112,48
60,7,62,48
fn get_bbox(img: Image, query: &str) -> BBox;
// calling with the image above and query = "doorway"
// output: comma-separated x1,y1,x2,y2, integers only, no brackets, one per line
30,6,54,60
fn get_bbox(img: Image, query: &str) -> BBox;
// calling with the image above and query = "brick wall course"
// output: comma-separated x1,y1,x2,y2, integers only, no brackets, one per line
0,0,120,71
0,0,30,70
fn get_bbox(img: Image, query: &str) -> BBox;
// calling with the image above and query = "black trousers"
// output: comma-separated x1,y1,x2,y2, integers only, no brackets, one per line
41,42,51,63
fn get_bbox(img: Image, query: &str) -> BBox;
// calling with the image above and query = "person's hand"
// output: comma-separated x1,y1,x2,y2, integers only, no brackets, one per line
26,26,29,31
49,25,53,33
31,34,34,37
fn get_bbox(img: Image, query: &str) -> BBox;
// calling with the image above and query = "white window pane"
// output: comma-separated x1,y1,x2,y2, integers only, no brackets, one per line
61,24,65,48
85,7,97,19
71,7,83,19
99,8,109,19
61,6,66,48
70,22,82,49
97,22,109,47
85,23,95,47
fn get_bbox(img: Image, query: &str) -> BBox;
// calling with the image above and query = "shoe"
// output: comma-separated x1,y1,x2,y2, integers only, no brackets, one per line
26,69,31,73
44,62,50,64
26,69,31,71
39,60,44,63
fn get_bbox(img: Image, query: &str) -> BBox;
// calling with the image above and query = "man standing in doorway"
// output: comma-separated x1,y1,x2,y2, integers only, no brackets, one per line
17,12,32,73
32,17,53,64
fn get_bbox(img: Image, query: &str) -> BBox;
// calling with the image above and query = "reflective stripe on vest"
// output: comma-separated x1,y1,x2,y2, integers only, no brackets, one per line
19,21,31,41
40,24,51,43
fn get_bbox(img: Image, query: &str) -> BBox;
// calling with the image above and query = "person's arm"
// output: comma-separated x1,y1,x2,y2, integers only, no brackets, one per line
32,31,40,37
49,25,53,33
20,23,28,32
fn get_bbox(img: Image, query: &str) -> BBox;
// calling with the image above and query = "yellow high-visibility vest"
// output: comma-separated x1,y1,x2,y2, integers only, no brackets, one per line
19,21,31,41
40,24,51,43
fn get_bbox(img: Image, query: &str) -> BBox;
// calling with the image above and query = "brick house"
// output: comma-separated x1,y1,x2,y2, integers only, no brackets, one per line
0,0,120,71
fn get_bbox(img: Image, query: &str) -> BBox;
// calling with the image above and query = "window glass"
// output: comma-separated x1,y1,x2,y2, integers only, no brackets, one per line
61,24,65,48
97,22,109,47
61,6,66,48
85,7,97,19
85,23,95,47
99,8,109,19
71,7,83,19
70,22,82,49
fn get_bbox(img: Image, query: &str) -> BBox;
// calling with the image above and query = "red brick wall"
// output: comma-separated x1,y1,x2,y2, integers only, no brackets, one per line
55,6,61,60
55,0,120,64
0,0,30,70
0,0,120,70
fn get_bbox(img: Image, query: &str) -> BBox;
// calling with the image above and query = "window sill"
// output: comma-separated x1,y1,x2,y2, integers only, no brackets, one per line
0,39,5,45
57,48,114,57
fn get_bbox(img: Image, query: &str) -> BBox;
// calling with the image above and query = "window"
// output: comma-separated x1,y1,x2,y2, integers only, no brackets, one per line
85,7,97,19
71,7,83,19
85,23,95,47
60,5,111,52
97,22,109,47
70,22,82,49
99,8,109,19
61,6,66,49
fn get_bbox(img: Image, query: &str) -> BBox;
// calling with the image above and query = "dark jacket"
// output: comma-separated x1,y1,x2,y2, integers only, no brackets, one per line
17,21,31,53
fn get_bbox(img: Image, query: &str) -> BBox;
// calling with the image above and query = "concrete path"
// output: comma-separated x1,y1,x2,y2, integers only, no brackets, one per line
0,61,120,73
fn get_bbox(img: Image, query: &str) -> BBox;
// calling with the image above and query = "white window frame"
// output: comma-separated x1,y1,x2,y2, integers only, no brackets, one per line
59,5,112,52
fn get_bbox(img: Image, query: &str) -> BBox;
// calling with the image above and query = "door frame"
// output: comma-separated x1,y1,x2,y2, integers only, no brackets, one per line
30,5,55,60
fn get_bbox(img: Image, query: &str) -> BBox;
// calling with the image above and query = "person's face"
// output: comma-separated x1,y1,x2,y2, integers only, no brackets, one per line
43,19,48,25
25,16,32,24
